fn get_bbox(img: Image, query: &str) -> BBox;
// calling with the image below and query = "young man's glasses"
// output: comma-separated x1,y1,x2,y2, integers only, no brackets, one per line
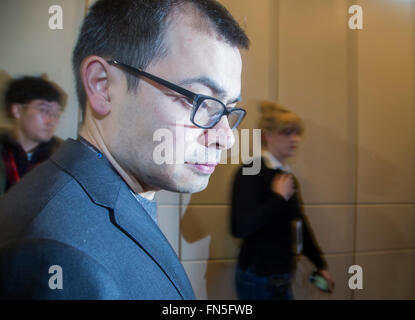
107,60,246,130
23,102,62,120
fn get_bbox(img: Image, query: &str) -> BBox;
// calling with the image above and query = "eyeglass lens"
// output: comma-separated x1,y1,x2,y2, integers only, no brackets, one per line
193,98,243,129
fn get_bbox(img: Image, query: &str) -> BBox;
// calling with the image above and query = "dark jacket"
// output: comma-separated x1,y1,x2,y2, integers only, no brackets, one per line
0,139,195,299
0,129,62,195
231,158,327,276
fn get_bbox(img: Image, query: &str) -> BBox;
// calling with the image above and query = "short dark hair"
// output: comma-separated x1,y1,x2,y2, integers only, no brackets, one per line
4,76,65,118
72,0,249,112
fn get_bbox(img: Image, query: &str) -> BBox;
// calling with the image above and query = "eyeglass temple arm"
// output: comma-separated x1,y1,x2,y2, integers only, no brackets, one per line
107,60,197,101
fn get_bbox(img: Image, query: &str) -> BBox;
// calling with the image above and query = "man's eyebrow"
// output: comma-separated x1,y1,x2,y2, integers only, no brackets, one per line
178,77,241,105
230,96,242,105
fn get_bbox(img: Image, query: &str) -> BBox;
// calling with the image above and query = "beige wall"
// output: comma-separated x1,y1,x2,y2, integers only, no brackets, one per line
1,0,414,300
172,0,415,300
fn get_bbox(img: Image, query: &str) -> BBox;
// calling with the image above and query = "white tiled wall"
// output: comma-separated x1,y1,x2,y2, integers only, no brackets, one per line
354,251,415,300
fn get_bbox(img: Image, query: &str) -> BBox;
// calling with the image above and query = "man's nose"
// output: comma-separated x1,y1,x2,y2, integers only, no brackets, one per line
199,117,235,150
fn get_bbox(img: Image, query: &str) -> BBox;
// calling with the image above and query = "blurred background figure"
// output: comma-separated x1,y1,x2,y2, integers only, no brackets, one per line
0,76,65,195
231,101,334,300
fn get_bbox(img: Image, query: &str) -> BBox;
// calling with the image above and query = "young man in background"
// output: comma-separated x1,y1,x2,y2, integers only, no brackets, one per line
0,76,64,195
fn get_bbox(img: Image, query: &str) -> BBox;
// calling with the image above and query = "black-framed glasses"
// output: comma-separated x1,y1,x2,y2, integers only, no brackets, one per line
107,60,246,129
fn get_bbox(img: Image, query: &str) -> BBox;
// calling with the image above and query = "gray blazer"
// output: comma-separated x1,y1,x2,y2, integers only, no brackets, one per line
0,139,195,299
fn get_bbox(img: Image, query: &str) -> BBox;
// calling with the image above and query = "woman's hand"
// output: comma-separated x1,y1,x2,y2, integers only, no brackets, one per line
319,269,335,292
271,173,295,201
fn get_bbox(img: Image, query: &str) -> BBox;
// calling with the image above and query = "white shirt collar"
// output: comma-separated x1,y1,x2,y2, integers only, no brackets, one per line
139,190,156,201
261,150,291,172
130,191,157,224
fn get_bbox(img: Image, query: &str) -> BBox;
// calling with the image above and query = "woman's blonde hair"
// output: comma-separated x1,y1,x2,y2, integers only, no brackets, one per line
258,101,304,145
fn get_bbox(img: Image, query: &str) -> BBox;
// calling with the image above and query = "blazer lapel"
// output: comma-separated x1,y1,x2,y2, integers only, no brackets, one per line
111,183,195,300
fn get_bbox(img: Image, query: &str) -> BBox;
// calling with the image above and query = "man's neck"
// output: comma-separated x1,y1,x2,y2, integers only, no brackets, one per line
12,128,40,153
79,113,154,199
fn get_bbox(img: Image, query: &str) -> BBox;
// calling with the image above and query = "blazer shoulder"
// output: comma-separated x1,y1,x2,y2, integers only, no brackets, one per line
0,161,78,243
0,238,123,299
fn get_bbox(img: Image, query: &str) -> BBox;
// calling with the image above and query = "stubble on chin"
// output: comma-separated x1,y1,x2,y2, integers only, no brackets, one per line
159,165,211,194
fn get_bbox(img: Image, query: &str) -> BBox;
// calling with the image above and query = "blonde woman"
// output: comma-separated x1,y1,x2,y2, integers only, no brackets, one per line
231,101,333,300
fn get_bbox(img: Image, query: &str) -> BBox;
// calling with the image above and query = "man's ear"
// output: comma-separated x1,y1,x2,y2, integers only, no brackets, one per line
80,56,112,116
10,104,23,119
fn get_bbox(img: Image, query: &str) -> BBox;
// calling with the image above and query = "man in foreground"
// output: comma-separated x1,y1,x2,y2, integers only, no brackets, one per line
0,0,249,299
